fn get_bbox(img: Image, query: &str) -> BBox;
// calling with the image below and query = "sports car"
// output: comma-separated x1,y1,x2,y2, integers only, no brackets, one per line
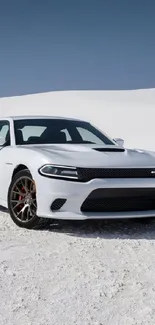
0,115,155,229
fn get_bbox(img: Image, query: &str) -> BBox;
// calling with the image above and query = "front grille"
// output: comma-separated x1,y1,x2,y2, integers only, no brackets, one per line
81,188,155,212
77,167,155,182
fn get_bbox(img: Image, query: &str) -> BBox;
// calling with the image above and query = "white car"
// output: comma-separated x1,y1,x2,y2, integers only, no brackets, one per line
0,115,155,229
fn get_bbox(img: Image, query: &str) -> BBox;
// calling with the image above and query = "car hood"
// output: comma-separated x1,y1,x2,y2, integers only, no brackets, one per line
25,144,155,168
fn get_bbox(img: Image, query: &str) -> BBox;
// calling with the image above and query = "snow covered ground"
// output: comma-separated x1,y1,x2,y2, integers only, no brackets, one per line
1,211,155,325
1,89,155,324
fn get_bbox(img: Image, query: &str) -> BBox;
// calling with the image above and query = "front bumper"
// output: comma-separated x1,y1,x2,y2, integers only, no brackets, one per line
35,174,155,220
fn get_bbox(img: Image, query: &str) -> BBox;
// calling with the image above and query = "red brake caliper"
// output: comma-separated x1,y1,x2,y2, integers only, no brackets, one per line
18,186,25,208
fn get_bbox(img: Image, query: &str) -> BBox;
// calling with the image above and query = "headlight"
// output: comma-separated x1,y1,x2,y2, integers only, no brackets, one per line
39,164,79,180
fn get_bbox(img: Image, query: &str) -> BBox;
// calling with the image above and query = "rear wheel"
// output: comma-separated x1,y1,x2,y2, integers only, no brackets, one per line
8,169,48,229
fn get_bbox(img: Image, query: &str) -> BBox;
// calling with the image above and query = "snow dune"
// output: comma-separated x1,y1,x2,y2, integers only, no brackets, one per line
0,88,155,150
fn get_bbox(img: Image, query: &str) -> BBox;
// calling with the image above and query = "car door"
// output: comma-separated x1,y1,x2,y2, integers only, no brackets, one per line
0,120,13,203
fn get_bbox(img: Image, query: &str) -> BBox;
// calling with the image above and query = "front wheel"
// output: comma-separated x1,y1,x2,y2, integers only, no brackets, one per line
8,169,48,229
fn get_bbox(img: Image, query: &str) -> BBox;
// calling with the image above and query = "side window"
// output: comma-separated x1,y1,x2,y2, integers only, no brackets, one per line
76,127,103,144
0,120,10,146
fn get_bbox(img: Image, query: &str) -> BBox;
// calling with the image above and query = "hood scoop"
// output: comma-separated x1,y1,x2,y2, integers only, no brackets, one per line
93,147,125,152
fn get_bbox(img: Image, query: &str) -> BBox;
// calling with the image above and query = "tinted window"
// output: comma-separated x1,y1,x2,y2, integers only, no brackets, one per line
14,119,114,146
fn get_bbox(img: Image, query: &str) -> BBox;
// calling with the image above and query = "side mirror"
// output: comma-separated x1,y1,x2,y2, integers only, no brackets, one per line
0,136,6,147
113,138,124,147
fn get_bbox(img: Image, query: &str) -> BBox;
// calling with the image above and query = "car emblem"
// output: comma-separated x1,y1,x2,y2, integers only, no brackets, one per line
151,171,155,175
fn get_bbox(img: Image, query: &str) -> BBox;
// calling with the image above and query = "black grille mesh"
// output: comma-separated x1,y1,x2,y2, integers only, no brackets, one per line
77,168,155,182
51,198,66,211
81,188,155,212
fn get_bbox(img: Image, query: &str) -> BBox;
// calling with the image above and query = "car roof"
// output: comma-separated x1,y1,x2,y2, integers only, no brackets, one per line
1,115,84,122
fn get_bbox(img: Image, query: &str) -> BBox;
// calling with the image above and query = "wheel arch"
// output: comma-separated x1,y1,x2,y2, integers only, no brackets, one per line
12,164,31,180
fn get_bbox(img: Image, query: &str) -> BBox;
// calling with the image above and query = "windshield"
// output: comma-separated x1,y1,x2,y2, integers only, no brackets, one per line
14,118,114,146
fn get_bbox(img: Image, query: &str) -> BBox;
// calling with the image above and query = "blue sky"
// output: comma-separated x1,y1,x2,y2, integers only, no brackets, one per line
0,0,155,97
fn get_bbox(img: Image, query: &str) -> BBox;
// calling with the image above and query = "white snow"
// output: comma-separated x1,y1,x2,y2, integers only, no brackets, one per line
0,88,155,150
1,212,155,325
1,89,155,324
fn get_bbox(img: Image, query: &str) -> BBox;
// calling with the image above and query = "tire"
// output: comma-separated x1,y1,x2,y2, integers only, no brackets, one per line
8,169,49,229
